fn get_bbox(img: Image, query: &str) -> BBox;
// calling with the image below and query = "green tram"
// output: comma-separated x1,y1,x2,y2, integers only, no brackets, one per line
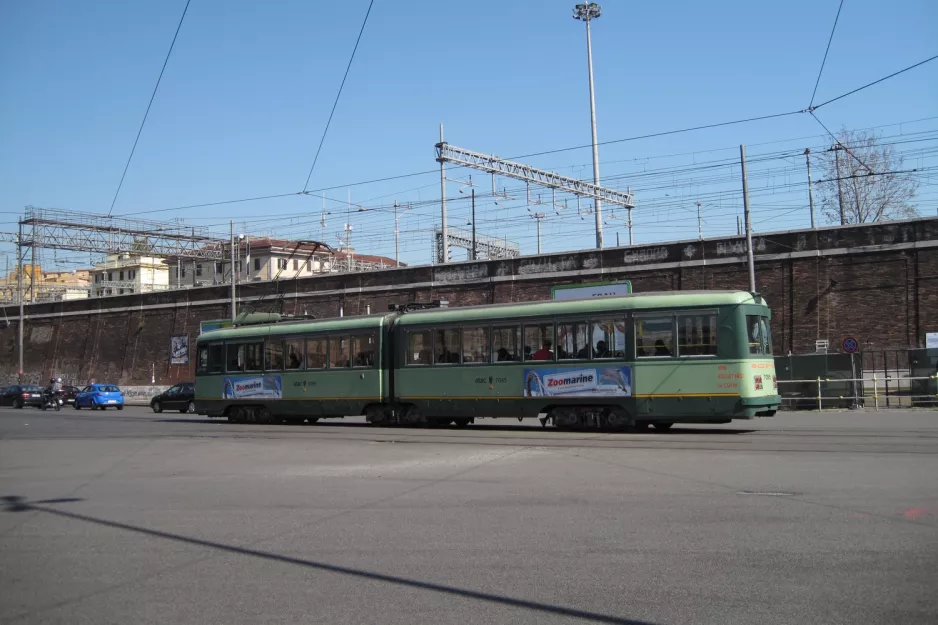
194,291,780,430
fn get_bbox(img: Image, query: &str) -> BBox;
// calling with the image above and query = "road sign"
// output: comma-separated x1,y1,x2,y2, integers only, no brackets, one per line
842,337,859,354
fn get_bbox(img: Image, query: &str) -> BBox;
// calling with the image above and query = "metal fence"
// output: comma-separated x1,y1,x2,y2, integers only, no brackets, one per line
775,349,938,410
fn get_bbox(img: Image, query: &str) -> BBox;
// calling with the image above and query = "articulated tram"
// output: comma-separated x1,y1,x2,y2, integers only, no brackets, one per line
194,291,780,429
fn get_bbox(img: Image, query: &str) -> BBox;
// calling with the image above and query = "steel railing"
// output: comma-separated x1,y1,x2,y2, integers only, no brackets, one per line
777,376,938,410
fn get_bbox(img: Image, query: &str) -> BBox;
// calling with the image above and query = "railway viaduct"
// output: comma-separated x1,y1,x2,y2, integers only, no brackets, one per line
2,217,936,386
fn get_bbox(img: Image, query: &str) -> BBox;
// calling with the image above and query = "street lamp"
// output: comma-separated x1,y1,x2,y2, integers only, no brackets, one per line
572,2,604,249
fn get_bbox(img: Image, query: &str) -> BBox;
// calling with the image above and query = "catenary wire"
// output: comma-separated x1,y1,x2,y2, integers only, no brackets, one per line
808,0,845,109
107,0,191,216
302,0,376,192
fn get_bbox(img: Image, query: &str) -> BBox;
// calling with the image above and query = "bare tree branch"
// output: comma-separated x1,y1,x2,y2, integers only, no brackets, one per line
817,128,919,224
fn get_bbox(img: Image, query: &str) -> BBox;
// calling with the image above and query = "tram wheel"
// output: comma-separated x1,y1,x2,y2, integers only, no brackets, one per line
452,417,471,428
651,422,674,431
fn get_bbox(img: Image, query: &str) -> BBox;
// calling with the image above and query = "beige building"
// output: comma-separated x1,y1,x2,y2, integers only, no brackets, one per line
0,265,92,302
166,238,402,289
91,254,169,297
170,239,335,288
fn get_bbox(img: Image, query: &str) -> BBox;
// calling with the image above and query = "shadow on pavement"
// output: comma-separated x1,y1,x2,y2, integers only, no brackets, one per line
2,495,657,625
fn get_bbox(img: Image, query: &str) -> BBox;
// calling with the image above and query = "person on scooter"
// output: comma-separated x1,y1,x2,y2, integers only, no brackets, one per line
43,377,63,410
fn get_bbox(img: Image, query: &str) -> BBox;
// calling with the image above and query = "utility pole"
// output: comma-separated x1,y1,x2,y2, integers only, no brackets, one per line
229,220,236,322
320,193,326,244
30,220,36,302
573,2,604,249
471,189,477,261
344,224,354,271
627,186,633,245
17,220,24,381
833,145,845,225
346,189,354,272
804,148,816,229
243,236,250,282
532,212,546,254
696,201,703,240
739,145,756,293
393,201,400,267
438,123,449,263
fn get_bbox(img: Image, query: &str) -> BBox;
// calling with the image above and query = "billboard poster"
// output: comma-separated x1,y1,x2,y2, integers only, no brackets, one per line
523,365,632,398
170,335,189,365
223,375,282,400
551,281,632,300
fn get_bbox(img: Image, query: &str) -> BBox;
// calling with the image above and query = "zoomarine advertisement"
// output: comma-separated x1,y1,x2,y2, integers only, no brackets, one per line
523,365,632,398
223,375,283,400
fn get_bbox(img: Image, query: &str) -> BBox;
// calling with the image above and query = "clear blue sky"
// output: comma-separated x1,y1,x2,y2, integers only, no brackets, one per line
1,0,936,266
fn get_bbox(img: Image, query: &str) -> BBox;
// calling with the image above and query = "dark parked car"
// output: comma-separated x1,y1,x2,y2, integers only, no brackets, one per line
151,383,196,414
60,385,80,405
0,385,44,408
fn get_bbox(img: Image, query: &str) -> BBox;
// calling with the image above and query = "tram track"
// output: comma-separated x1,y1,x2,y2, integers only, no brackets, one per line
2,406,935,454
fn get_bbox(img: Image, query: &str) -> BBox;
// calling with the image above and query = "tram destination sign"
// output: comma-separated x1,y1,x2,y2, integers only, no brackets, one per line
551,280,632,301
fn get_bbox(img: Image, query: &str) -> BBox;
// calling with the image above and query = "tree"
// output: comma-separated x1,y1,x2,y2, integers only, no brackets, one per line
817,128,919,225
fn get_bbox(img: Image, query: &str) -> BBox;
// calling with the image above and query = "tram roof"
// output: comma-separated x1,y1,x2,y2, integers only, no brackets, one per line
197,291,765,340
197,313,387,341
395,290,765,325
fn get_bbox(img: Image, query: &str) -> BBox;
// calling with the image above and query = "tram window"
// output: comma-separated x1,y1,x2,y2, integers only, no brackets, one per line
407,330,431,365
493,326,521,362
462,327,489,364
265,339,284,370
208,343,224,373
306,337,327,369
524,323,554,361
226,342,262,372
226,344,243,372
558,321,590,360
678,313,718,356
331,336,351,368
434,329,460,364
197,346,209,374
747,315,772,355
351,333,376,367
284,338,304,369
225,342,263,371
592,319,626,358
635,317,674,358
245,343,263,370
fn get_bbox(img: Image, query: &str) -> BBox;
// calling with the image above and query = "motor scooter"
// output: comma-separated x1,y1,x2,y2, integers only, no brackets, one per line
41,390,63,411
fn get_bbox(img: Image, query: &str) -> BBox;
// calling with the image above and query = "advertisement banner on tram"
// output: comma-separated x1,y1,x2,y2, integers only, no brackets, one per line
223,376,283,400
523,366,632,398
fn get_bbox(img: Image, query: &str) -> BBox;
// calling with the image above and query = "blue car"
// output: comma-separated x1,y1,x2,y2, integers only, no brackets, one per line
74,384,125,410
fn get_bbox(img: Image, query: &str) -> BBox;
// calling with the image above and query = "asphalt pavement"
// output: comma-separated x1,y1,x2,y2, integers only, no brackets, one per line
1,406,936,624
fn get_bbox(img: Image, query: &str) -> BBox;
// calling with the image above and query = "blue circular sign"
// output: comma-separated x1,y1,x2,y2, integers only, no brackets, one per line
842,337,859,353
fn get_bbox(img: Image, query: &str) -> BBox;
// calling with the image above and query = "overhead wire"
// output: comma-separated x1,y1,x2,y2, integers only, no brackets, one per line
808,0,845,109
302,0,376,192
107,0,191,216
810,53,938,111
17,123,937,265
